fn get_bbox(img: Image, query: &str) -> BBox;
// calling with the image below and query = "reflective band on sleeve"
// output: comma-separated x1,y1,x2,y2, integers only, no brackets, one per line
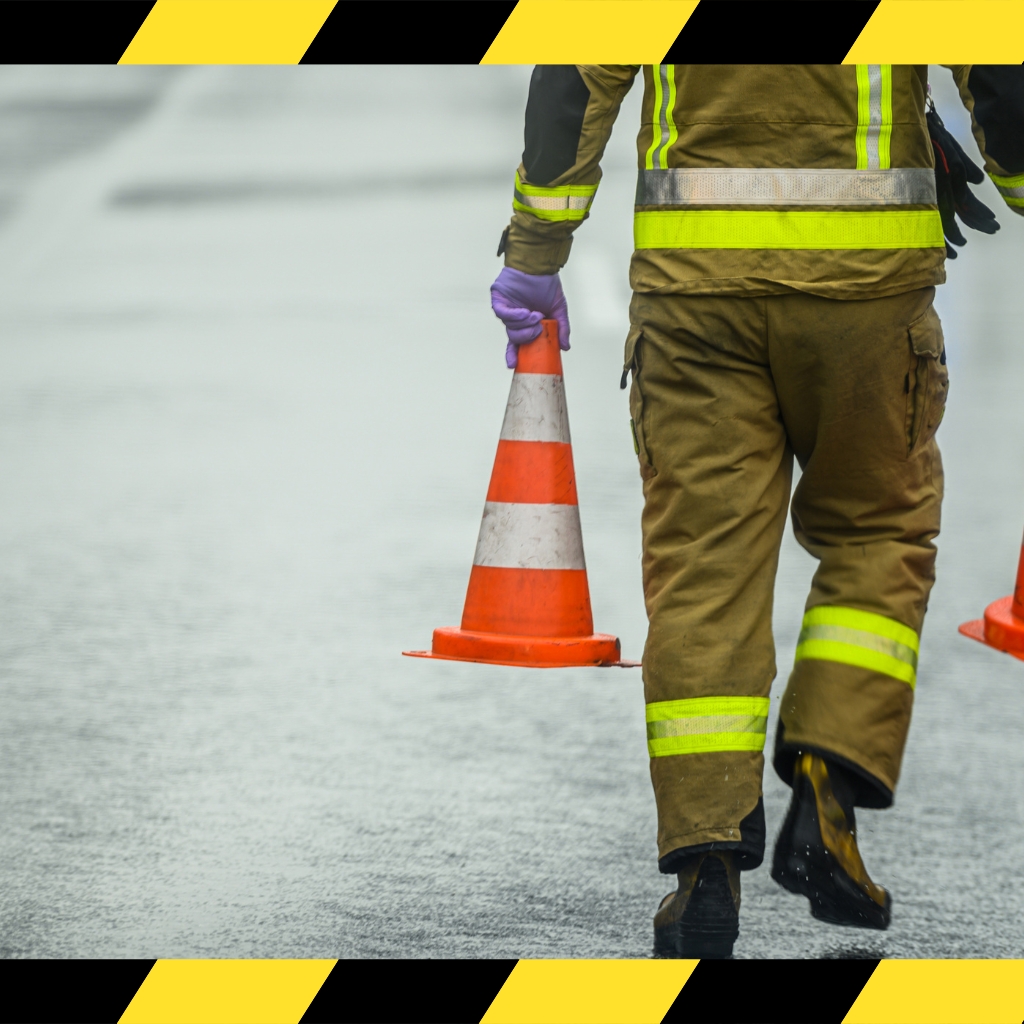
634,209,944,249
856,65,892,171
795,606,919,688
645,696,770,757
636,167,935,207
500,374,570,444
512,171,597,222
473,501,585,570
991,171,1024,207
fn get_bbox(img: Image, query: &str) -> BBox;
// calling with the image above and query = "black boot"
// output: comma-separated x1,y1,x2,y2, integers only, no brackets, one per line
771,752,891,929
653,851,740,958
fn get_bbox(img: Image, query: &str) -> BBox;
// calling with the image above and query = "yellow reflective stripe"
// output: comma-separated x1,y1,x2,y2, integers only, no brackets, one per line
856,65,891,170
645,696,769,758
514,171,598,200
513,198,588,222
795,606,919,688
990,172,1024,188
856,64,871,170
802,606,919,651
645,65,664,171
634,209,944,249
513,171,597,222
991,172,1024,204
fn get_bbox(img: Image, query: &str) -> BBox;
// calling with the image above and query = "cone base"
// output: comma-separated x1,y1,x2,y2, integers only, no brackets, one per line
403,626,639,668
959,595,1024,661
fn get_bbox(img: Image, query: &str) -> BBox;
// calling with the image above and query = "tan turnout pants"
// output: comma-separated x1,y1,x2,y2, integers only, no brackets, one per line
626,287,946,871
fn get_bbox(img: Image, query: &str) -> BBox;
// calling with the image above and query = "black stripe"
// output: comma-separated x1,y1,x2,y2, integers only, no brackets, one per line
662,959,879,1024
301,1,518,63
0,1,156,63
0,959,156,1024
523,65,592,186
662,1,880,63
966,66,1024,175
299,959,518,1023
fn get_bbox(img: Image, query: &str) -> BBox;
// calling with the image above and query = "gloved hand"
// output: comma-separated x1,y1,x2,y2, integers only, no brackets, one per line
927,103,1000,259
490,266,570,369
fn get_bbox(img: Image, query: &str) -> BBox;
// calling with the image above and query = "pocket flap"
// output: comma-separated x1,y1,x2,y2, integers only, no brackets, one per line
909,306,944,358
623,323,643,369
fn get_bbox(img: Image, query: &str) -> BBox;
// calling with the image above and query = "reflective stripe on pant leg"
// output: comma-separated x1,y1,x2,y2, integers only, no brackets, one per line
646,696,770,757
795,606,919,688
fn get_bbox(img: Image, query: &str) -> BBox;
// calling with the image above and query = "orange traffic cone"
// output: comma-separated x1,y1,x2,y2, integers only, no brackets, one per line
959,529,1024,659
405,320,636,668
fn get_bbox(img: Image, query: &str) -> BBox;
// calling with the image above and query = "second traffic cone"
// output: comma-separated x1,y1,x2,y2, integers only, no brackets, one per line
959,528,1024,659
405,320,635,668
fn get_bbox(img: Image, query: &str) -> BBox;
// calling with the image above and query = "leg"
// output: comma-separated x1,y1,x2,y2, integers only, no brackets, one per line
626,292,792,871
770,287,944,801
767,288,946,927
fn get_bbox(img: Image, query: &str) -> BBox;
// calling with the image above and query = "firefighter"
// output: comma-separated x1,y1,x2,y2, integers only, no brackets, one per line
490,65,1024,957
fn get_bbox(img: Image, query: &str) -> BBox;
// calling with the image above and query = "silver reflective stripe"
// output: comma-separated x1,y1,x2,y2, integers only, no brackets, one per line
654,64,672,170
995,182,1024,199
636,168,936,206
473,501,585,570
647,714,768,740
499,373,571,444
513,187,592,212
865,64,884,170
798,623,918,669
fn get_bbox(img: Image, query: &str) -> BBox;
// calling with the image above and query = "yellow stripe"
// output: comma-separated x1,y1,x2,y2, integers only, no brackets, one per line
118,960,337,1024
645,65,664,171
481,1,699,64
647,696,769,721
119,0,336,64
879,65,893,170
802,606,919,652
513,198,589,222
855,65,871,170
843,960,1024,1024
649,732,767,757
634,209,944,250
843,1,1024,63
646,696,769,758
796,638,916,687
515,172,598,199
991,172,1024,190
480,960,696,1024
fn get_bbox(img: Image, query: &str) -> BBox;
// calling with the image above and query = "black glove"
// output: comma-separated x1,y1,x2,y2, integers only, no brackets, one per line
927,104,1000,259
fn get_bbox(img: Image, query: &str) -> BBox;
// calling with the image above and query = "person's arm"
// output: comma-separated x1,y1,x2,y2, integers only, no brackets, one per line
491,65,638,368
948,65,1024,217
499,64,639,274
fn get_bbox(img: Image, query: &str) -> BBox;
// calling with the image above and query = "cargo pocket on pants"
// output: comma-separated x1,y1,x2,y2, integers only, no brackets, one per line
905,306,948,457
624,323,656,479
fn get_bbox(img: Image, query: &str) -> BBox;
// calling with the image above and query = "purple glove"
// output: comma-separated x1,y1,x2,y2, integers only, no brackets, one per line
490,266,570,369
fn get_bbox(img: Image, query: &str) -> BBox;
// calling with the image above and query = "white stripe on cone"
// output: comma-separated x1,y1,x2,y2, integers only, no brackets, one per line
499,374,571,445
473,502,586,570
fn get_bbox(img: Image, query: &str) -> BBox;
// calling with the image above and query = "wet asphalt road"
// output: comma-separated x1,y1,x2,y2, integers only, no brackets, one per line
0,66,1022,959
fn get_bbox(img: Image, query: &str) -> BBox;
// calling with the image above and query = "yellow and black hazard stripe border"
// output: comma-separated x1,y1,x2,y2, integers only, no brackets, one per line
5,957,1024,1023
4,4,1023,1024
5,0,1024,65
